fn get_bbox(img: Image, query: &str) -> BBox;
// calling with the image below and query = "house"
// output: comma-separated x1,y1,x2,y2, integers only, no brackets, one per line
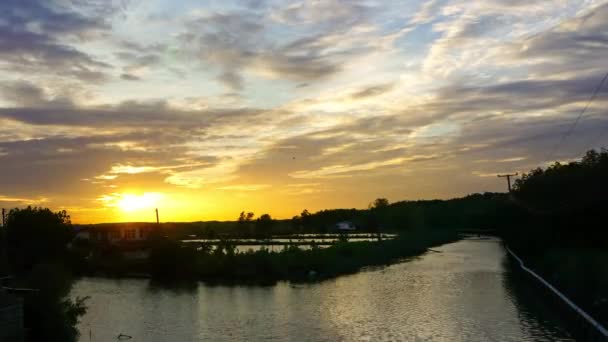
334,221,356,231
74,224,156,244
73,227,91,240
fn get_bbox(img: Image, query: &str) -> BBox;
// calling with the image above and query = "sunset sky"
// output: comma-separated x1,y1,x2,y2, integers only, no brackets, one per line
1,0,608,223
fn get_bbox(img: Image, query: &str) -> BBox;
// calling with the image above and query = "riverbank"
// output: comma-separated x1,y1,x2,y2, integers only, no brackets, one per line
506,247,608,341
82,228,460,285
509,246,608,328
71,239,574,342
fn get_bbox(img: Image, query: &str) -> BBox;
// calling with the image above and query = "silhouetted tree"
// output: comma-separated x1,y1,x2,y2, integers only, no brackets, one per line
4,207,87,342
6,206,73,274
238,211,247,223
255,214,274,237
300,209,312,226
369,198,389,209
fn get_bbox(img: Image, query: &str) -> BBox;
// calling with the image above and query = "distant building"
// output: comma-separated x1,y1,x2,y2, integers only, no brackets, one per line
73,224,156,243
73,228,91,240
334,221,356,231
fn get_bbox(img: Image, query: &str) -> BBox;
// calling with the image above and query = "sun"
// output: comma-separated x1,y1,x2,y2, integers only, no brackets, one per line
117,193,163,212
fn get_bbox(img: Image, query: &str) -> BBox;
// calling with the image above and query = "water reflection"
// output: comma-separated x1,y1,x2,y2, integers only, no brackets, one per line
502,258,575,341
182,234,397,253
72,239,575,341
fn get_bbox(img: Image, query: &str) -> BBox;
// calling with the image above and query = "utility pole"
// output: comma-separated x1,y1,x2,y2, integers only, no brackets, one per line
155,208,159,224
497,173,518,192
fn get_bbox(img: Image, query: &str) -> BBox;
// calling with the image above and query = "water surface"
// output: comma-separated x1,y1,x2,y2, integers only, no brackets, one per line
72,238,575,341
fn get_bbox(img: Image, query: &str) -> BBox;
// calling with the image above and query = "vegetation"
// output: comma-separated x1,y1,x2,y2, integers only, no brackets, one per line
5,207,73,274
2,207,88,342
86,227,459,285
502,149,608,326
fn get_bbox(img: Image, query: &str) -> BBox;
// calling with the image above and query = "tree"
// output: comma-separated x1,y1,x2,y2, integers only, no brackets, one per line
246,212,255,222
255,214,274,237
300,209,312,226
4,207,86,342
23,263,88,342
258,213,272,222
238,211,247,223
369,198,389,209
6,206,73,273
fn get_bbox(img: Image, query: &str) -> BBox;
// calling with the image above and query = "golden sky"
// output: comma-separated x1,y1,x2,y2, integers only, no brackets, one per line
1,0,608,223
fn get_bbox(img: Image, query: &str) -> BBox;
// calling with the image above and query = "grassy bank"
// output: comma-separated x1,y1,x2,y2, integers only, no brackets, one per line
500,150,608,328
86,228,460,285
520,248,608,327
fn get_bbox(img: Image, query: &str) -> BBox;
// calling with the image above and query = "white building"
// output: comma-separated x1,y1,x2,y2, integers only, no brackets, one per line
335,221,356,231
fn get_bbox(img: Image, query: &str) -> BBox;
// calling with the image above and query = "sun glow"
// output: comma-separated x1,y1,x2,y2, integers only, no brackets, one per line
116,193,163,212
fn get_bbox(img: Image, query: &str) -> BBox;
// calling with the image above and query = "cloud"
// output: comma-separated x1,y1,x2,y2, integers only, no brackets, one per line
288,156,434,179
409,0,445,25
270,0,372,26
350,83,395,99
120,73,140,81
0,0,113,81
216,184,271,191
0,80,74,107
418,0,593,79
505,3,608,77
0,95,264,129
0,195,48,204
115,44,164,81
178,5,380,91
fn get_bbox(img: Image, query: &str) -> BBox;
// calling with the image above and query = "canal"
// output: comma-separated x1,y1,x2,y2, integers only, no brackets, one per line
71,238,575,341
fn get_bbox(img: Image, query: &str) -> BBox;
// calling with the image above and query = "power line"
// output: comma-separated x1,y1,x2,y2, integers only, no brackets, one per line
582,104,608,154
547,71,608,161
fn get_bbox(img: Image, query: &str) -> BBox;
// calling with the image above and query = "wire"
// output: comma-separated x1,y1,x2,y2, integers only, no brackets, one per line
547,71,608,161
582,103,608,154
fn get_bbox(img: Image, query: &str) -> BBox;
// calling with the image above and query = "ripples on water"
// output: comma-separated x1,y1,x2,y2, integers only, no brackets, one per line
72,239,575,341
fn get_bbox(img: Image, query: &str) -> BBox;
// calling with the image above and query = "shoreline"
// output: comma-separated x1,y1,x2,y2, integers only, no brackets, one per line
75,229,462,286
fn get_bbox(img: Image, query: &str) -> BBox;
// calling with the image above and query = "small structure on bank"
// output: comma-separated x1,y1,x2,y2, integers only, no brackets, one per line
72,224,157,261
74,224,156,243
334,221,356,232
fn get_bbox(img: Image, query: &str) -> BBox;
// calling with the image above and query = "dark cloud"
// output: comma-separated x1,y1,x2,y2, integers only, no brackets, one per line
0,105,260,128
422,75,608,123
179,6,375,91
0,84,265,128
0,129,219,198
218,71,245,91
272,0,373,27
350,83,395,99
1,81,47,106
0,137,140,196
0,80,74,107
114,44,165,81
178,11,264,91
0,0,108,36
120,73,141,81
0,0,112,81
505,3,608,77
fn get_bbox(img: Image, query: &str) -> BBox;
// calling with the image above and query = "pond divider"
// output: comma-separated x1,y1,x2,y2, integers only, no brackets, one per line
506,246,608,341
